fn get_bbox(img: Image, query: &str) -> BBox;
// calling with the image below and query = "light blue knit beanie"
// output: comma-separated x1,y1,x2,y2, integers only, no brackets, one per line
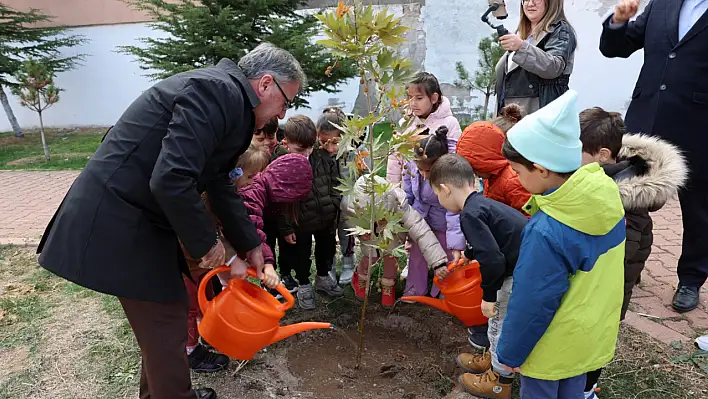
506,90,582,173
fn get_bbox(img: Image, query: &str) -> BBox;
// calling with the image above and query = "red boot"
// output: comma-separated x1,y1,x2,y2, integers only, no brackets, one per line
352,273,367,301
381,278,395,308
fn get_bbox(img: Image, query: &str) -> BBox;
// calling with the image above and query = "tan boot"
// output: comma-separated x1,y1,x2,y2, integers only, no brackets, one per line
456,351,491,373
459,369,512,399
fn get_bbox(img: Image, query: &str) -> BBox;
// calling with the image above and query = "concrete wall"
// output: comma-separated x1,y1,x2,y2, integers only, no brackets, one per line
2,0,151,27
1,23,168,130
0,0,648,131
1,0,418,27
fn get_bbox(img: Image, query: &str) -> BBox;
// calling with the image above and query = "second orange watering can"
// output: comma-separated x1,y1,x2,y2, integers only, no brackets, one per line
198,265,331,360
401,259,487,327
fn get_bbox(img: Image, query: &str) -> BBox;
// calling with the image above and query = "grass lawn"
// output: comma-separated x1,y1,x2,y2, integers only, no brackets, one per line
0,119,470,172
0,123,401,172
0,128,106,171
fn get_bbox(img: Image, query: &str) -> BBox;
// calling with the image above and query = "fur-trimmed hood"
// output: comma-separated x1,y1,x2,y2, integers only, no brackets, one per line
603,134,688,212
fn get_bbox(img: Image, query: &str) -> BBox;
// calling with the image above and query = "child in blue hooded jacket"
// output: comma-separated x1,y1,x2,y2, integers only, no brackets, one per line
493,90,625,399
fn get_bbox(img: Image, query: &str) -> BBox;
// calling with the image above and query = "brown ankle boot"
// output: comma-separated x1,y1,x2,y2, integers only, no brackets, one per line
459,369,512,399
456,351,491,373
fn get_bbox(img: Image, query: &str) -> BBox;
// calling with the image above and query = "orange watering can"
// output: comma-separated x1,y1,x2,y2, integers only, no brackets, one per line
197,265,331,360
401,259,487,327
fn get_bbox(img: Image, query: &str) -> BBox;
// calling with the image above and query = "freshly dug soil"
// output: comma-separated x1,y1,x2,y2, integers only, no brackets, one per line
193,295,473,398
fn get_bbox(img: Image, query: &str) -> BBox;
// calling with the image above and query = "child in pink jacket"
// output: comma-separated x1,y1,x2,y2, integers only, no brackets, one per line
386,72,462,183
388,72,463,284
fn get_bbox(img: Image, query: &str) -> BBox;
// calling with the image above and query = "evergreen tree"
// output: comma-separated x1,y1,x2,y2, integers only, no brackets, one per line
455,33,504,119
120,0,356,108
0,5,84,137
12,59,61,161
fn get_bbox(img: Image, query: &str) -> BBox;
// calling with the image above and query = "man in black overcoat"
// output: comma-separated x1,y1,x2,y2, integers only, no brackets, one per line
37,43,306,399
600,0,708,313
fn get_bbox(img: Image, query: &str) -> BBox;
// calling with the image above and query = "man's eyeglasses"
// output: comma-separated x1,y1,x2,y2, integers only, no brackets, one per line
273,79,294,111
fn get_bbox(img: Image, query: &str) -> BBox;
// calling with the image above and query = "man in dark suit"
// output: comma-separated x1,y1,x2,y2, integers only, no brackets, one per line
600,0,708,314
37,43,305,399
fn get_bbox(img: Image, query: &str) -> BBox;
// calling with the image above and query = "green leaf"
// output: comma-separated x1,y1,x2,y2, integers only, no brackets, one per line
376,49,394,69
316,39,345,50
391,245,407,258
347,226,372,236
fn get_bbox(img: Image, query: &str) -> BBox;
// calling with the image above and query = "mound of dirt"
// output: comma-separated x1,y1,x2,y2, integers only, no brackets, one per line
194,301,471,399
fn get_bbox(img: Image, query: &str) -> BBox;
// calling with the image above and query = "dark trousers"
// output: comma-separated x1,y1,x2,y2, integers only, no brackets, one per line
279,229,336,285
263,216,279,271
677,179,708,288
585,368,602,392
119,295,195,399
520,374,586,399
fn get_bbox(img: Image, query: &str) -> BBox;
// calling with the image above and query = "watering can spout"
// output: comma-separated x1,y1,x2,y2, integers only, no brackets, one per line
400,295,452,315
271,322,332,344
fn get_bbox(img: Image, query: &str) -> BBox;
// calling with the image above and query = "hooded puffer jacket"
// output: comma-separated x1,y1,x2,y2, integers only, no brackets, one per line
386,96,462,183
341,174,448,269
457,122,531,213
602,134,688,319
273,145,341,236
239,154,313,264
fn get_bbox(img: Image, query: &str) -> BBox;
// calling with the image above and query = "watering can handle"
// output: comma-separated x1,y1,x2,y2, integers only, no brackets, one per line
244,268,295,312
433,258,473,284
197,265,229,316
447,258,467,272
197,265,295,315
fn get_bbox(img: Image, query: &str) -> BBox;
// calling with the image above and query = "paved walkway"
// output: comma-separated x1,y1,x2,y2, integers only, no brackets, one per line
1,170,706,344
0,171,80,246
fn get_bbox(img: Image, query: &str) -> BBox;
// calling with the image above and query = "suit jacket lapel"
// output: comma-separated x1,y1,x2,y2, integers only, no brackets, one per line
679,4,708,46
667,0,686,46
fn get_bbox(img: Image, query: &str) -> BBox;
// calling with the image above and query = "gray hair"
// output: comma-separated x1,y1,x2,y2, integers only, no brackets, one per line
238,43,307,90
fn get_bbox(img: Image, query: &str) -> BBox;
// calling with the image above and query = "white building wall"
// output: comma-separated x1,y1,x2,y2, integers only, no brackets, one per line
0,0,646,131
1,23,168,131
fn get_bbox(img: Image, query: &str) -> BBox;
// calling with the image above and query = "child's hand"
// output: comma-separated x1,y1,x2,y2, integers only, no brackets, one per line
451,250,462,262
434,265,449,280
481,300,497,318
262,264,280,288
501,364,521,373
284,233,297,245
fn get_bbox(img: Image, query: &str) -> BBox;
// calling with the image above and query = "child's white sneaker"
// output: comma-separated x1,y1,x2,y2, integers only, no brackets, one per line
695,334,708,351
328,268,338,285
339,256,355,285
315,275,344,297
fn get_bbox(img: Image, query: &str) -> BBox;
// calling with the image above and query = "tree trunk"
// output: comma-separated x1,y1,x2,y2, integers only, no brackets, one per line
483,88,491,120
0,84,23,137
38,109,50,162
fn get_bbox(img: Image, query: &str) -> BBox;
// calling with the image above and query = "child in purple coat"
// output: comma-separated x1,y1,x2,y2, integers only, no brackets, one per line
403,126,465,297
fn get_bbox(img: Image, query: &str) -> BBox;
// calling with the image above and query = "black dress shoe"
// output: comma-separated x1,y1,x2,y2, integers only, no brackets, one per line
194,388,217,399
672,285,700,313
